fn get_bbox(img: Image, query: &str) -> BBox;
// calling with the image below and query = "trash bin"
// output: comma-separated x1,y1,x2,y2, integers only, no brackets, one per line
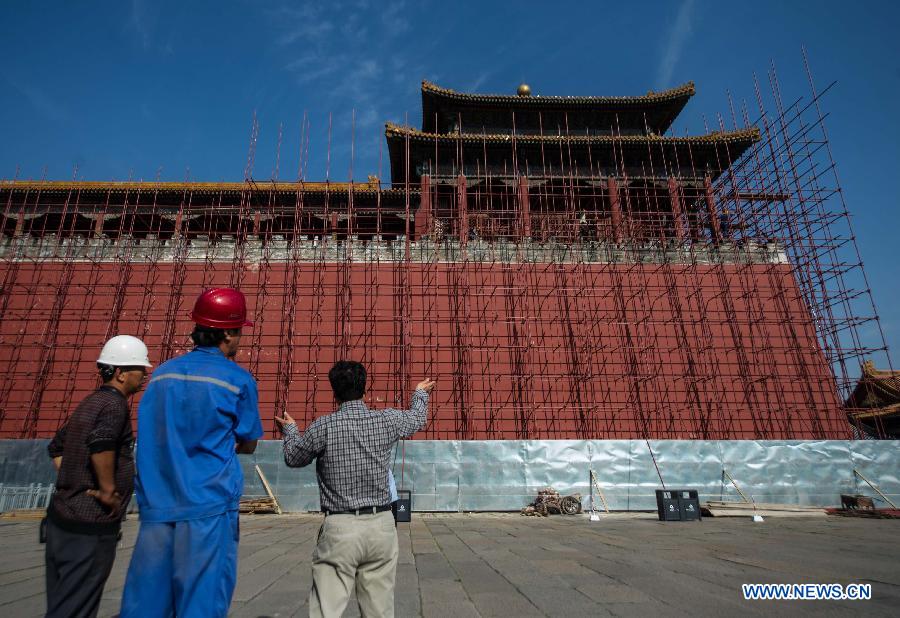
677,489,701,521
395,490,412,523
656,488,701,522
655,489,682,521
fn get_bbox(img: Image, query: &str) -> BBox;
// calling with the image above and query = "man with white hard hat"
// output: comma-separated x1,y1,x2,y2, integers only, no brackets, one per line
44,335,151,618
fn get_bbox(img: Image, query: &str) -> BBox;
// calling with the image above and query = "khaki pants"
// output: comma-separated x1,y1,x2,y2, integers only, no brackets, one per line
309,511,398,618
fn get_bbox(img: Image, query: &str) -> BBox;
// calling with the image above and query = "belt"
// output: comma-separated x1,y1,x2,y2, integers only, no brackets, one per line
324,504,392,516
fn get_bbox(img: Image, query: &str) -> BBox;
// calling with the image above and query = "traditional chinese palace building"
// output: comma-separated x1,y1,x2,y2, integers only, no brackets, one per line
0,79,882,440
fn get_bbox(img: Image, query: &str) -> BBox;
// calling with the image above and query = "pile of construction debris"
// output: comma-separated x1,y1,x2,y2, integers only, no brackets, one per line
826,493,900,519
702,501,825,517
521,487,582,517
239,465,282,515
827,508,900,519
239,497,280,514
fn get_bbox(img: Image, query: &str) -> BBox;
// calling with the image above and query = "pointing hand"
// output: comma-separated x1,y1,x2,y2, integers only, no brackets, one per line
415,379,436,394
274,412,297,431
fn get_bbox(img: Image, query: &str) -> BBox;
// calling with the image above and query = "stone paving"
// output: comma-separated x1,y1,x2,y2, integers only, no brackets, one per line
0,513,898,617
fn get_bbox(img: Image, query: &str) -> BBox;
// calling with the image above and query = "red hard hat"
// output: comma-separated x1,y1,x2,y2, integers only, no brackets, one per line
190,288,254,329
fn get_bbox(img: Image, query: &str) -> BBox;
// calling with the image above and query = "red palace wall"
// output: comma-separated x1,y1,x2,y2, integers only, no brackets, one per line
0,261,848,440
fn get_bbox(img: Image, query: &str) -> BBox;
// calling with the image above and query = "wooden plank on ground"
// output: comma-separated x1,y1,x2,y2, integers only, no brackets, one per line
256,465,282,515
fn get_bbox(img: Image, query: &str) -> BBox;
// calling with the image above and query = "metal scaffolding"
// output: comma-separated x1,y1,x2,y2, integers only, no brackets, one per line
0,59,891,440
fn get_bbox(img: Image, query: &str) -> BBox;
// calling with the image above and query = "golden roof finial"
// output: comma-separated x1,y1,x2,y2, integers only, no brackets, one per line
517,83,532,97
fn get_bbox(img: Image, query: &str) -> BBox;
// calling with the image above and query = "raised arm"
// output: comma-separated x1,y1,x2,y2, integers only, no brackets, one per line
392,379,436,439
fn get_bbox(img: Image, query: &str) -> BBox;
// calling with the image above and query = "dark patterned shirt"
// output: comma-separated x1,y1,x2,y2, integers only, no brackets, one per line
47,386,134,534
282,390,428,512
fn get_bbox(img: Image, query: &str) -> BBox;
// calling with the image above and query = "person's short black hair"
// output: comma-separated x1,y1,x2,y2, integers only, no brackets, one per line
97,363,145,383
328,361,366,402
191,325,239,347
98,362,117,382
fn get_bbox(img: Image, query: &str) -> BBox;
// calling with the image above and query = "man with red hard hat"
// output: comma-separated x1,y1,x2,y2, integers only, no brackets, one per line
120,288,263,618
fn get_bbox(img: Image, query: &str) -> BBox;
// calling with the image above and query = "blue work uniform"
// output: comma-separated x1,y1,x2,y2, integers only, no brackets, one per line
120,346,263,618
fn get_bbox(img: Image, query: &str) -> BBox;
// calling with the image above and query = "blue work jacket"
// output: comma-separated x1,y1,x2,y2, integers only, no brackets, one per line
134,346,263,522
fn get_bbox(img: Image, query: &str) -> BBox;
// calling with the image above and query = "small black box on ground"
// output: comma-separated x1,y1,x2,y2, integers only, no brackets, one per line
395,490,412,523
655,488,702,522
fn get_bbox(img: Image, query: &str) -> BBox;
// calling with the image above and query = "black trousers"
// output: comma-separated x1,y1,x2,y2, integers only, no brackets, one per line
45,519,118,618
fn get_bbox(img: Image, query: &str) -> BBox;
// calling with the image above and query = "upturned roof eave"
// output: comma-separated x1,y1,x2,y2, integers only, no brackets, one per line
385,122,761,147
421,79,696,107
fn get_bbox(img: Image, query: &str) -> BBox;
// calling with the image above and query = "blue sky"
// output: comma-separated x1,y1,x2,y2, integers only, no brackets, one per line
1,0,898,364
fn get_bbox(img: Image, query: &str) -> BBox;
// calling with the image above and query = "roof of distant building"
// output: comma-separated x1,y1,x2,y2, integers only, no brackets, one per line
421,79,696,106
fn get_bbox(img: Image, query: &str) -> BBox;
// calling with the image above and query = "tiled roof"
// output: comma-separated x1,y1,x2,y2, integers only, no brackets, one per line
385,122,761,146
0,179,392,195
421,80,696,106
846,360,900,410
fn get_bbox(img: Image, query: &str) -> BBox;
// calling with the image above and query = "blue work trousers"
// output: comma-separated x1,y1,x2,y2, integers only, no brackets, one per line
120,510,239,618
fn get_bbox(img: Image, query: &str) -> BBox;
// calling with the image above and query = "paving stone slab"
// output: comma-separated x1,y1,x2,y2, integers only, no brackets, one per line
0,514,899,617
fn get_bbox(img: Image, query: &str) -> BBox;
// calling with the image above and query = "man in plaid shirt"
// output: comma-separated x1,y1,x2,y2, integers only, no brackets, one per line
276,361,435,618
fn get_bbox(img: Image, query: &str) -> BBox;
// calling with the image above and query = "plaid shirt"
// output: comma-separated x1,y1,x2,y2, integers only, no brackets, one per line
282,390,428,512
47,386,134,534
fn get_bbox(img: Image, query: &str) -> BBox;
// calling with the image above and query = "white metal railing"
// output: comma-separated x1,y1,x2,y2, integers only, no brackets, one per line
0,483,54,513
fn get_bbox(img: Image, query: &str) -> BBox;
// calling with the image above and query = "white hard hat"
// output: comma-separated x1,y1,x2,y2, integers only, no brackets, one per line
97,335,152,368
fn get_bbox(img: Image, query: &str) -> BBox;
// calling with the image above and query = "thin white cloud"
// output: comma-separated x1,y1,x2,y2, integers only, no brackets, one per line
466,70,493,93
656,0,695,89
130,0,153,50
381,1,409,37
287,53,348,83
275,1,420,107
128,0,173,54
264,1,428,179
284,51,319,71
340,13,369,40
279,20,335,46
5,75,69,124
355,108,379,129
